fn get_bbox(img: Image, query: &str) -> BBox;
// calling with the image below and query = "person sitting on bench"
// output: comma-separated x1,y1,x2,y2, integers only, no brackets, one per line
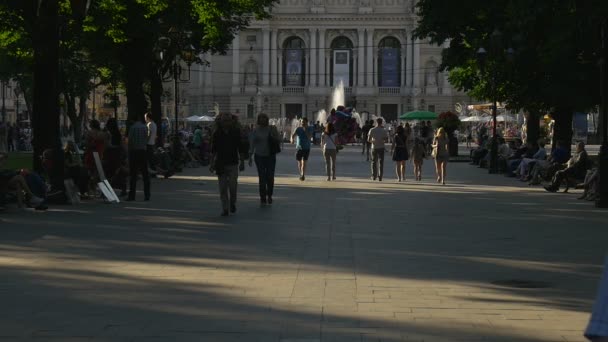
544,141,589,192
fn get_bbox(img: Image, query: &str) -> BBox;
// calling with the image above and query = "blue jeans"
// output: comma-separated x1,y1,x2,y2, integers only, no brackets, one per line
254,154,276,199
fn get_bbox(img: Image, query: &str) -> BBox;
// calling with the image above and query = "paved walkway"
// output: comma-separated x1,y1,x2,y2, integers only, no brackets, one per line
1,145,607,342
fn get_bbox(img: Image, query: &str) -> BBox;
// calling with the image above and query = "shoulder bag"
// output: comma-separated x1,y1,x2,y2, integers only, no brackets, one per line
268,127,281,155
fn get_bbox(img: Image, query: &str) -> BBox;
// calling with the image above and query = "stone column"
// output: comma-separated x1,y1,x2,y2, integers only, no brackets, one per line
204,54,213,88
406,34,413,87
358,29,365,87
413,38,421,89
278,49,283,87
401,44,407,88
262,29,270,85
366,29,374,86
442,40,451,95
232,35,240,86
310,29,317,86
270,30,278,86
318,29,326,86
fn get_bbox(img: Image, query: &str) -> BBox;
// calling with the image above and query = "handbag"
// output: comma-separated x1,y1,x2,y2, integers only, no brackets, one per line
268,128,281,155
327,134,342,153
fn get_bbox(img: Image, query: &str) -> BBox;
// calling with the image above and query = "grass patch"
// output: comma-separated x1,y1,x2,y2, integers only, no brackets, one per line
5,152,33,170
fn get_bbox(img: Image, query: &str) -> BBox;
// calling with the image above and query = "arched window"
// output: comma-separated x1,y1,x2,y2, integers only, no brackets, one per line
283,37,306,86
330,36,354,87
378,37,402,87
244,58,258,86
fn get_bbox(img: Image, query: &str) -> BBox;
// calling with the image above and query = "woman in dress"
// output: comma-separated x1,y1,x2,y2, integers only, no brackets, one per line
391,125,409,182
248,113,281,205
432,127,450,185
320,122,338,181
411,137,426,181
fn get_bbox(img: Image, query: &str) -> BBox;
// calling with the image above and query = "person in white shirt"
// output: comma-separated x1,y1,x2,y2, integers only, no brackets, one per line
367,118,389,181
320,122,338,181
145,113,158,173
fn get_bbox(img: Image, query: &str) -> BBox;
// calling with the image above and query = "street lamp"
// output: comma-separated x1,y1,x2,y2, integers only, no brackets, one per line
476,30,515,174
155,29,198,138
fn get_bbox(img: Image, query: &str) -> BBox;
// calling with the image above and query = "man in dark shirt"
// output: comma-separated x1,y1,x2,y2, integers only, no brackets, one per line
211,113,246,216
361,120,372,161
127,115,150,201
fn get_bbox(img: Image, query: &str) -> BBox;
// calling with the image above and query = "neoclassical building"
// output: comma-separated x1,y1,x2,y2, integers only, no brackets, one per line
183,0,469,123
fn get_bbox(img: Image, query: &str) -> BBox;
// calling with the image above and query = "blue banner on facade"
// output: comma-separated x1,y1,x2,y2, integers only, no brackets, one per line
286,49,302,86
381,48,399,87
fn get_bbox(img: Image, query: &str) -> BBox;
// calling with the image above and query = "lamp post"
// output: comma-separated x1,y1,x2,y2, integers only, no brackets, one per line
476,30,514,174
598,19,608,208
156,29,197,138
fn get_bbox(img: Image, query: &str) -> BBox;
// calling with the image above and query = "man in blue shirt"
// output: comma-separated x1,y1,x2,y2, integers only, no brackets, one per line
291,118,312,181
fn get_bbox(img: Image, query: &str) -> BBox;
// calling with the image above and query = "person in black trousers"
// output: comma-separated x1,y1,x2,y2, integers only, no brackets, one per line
127,116,150,201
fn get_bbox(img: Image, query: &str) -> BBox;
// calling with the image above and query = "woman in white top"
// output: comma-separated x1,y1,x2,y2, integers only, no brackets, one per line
320,122,338,181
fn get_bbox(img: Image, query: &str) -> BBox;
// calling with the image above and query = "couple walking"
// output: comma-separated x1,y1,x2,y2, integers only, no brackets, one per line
292,118,340,182
367,118,449,184
210,113,281,216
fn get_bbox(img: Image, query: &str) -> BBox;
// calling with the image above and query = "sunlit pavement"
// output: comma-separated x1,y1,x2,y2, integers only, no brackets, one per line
1,145,607,342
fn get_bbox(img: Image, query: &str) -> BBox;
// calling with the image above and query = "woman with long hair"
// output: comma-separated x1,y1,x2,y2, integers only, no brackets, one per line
248,113,281,205
320,122,338,181
391,125,409,181
411,137,426,181
432,127,449,185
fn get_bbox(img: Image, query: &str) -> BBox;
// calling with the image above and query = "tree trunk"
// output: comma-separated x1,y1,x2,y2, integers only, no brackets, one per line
32,0,64,192
552,107,573,154
122,44,148,134
150,68,163,146
525,110,541,145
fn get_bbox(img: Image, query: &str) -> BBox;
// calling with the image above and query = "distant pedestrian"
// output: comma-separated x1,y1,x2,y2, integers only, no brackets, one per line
585,257,608,342
291,117,311,181
0,122,7,153
321,122,338,181
127,115,151,201
411,138,426,181
248,113,280,205
432,127,449,185
361,120,372,161
7,124,15,152
211,113,246,216
145,113,158,173
391,125,409,182
368,118,388,181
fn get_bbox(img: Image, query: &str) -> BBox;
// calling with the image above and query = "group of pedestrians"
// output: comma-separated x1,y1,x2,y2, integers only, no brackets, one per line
209,114,452,217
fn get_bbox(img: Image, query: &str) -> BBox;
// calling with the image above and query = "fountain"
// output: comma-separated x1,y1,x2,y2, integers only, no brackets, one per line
331,80,345,112
316,109,328,124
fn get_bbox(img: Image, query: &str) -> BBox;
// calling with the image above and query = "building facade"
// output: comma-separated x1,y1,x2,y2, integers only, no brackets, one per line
184,0,469,123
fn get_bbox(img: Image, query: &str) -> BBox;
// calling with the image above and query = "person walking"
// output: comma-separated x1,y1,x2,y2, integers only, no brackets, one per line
432,127,449,185
211,113,246,216
361,120,372,161
127,115,151,201
321,122,338,181
391,125,409,182
368,118,388,181
7,124,15,152
291,117,311,181
248,113,280,205
144,113,158,174
411,137,426,181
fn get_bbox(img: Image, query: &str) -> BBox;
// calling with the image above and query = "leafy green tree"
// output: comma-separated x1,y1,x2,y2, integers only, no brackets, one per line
414,0,607,148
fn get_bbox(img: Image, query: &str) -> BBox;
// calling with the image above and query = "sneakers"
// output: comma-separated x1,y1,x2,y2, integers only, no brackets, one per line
29,196,44,206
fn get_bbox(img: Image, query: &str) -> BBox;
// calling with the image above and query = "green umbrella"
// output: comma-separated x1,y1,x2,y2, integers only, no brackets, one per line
399,110,438,120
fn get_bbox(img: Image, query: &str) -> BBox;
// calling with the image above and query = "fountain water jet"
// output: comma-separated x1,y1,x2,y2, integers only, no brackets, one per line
331,80,345,111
